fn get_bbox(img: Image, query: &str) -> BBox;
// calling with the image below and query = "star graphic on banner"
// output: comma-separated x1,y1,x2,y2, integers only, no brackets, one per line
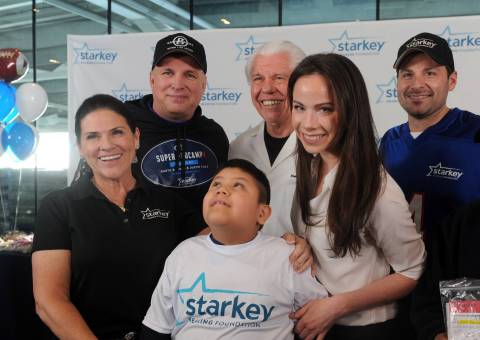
376,76,397,104
438,26,480,51
111,83,149,102
205,82,235,91
235,36,264,61
328,31,369,52
439,26,456,38
72,43,118,64
73,43,93,63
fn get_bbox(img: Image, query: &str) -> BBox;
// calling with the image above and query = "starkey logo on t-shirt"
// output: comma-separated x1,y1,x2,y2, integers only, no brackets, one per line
175,272,276,329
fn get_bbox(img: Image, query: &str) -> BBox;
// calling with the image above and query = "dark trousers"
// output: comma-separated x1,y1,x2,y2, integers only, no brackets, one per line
324,317,402,340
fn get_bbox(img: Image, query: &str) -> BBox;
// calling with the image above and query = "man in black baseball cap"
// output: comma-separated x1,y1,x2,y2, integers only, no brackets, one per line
393,32,454,73
125,32,229,217
152,33,207,73
380,32,480,340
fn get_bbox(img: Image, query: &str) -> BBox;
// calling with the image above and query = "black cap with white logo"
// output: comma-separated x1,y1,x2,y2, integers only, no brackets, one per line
394,32,454,72
152,33,207,73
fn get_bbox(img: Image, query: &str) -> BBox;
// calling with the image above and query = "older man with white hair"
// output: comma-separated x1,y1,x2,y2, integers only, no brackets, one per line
229,40,305,238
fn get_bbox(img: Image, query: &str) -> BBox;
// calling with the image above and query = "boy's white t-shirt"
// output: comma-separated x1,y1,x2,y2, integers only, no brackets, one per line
143,232,327,340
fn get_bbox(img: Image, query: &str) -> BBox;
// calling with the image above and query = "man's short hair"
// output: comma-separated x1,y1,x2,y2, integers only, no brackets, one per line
215,159,271,205
245,40,306,84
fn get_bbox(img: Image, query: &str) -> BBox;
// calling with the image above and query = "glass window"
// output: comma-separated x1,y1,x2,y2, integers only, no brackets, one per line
0,1,35,233
111,0,191,32
0,0,108,234
379,0,480,19
283,0,376,26
193,0,279,29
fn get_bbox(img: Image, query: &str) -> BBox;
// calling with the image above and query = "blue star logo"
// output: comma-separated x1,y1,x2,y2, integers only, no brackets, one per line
329,31,369,52
72,43,118,64
438,26,480,51
329,31,350,51
205,82,235,91
175,272,268,326
235,36,264,61
376,77,397,104
438,26,474,40
177,272,266,304
73,43,92,63
328,30,385,55
111,83,149,102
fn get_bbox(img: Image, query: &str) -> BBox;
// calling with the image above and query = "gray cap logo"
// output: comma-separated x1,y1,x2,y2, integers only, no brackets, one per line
172,35,189,47
406,37,437,49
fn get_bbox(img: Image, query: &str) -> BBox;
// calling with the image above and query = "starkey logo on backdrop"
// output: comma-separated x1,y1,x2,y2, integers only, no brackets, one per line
201,82,243,106
235,36,265,61
73,43,119,64
439,26,480,51
329,31,386,56
112,83,150,102
376,76,398,104
176,272,275,329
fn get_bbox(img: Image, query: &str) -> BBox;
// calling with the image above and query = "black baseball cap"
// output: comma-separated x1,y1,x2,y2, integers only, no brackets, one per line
152,33,207,73
393,32,454,72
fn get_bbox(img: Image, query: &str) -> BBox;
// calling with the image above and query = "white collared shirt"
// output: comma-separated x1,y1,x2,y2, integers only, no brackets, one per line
292,165,426,326
229,122,297,237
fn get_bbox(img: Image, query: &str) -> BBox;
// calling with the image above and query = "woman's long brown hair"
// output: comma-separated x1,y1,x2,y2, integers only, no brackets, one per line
288,53,384,257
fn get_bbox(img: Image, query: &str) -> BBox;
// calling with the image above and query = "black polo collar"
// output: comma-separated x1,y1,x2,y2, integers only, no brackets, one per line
70,174,148,201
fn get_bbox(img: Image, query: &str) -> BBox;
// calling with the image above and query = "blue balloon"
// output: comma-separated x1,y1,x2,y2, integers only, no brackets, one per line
1,121,38,161
1,105,20,125
0,80,16,123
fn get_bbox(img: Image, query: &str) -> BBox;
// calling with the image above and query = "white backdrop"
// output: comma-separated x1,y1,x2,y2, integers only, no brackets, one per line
68,15,480,180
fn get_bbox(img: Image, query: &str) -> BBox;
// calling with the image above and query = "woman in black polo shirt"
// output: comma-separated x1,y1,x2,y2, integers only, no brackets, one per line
32,94,203,339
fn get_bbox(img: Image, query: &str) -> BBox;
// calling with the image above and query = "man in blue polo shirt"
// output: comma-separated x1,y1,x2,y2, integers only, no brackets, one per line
380,32,480,340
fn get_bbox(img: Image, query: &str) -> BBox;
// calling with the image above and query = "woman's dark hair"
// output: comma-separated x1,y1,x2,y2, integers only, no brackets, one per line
74,94,136,143
288,53,384,257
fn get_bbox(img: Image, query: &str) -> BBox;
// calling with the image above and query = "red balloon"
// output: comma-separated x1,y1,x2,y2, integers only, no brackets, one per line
0,48,29,83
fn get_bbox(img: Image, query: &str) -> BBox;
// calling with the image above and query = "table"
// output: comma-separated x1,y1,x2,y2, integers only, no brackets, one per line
0,250,52,339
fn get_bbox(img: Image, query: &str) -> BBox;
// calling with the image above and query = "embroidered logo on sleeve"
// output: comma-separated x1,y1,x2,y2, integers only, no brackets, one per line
427,163,463,180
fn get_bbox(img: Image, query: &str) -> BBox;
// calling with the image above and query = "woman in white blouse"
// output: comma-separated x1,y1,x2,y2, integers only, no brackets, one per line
288,53,426,340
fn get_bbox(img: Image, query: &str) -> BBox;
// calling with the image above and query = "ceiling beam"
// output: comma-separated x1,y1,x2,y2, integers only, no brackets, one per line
44,0,139,33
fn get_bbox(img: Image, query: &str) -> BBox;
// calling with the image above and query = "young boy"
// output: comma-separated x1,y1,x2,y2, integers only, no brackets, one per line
140,159,327,339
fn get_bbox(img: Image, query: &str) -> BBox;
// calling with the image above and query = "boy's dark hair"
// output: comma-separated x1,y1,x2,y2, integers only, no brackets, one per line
215,159,270,205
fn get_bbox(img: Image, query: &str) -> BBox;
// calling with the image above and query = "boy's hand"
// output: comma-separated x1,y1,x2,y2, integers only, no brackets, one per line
282,233,313,273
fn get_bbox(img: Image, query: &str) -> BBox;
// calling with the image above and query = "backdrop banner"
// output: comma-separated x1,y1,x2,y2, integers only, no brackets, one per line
68,15,480,181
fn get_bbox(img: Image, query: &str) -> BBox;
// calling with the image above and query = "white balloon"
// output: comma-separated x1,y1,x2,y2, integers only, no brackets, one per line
15,82,48,122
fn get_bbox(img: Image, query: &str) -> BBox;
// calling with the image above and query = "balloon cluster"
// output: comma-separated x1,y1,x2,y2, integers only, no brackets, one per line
0,48,48,161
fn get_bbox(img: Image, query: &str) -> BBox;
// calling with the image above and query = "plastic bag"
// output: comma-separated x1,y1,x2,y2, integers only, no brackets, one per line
440,278,480,339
